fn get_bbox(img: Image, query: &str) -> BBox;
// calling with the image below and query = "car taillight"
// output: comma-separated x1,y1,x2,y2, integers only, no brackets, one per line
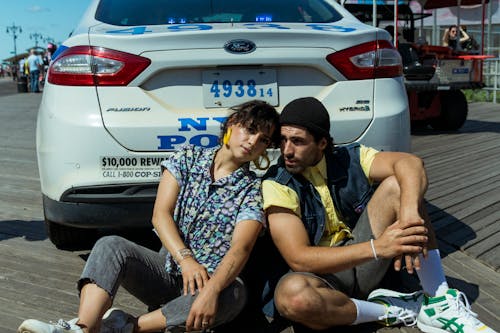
48,46,151,86
326,40,402,80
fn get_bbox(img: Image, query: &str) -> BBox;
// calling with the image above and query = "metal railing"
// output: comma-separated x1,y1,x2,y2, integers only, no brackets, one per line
483,57,500,103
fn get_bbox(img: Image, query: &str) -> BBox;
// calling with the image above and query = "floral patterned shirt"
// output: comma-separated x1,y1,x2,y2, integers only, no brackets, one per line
161,144,264,275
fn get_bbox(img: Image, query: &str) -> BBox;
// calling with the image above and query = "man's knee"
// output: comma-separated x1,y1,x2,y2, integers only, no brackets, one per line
370,175,401,216
378,175,401,198
274,274,321,319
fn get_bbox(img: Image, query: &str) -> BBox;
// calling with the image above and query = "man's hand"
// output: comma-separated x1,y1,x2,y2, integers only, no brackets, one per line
374,219,427,272
394,210,429,273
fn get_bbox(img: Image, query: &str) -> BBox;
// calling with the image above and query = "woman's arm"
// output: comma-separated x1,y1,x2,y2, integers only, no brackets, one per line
207,219,262,291
185,219,262,330
459,27,470,43
152,169,210,294
442,28,450,46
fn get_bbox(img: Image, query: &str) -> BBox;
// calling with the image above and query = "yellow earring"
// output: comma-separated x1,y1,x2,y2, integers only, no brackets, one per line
223,128,232,145
253,151,271,170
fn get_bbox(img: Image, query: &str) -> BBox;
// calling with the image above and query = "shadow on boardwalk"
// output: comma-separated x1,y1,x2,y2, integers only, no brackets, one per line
0,220,47,242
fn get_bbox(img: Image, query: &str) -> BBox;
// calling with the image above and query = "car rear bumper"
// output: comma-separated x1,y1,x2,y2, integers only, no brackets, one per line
42,183,157,228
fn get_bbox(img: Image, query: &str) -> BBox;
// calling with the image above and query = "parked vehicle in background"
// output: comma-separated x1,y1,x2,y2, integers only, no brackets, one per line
344,0,493,131
37,0,410,248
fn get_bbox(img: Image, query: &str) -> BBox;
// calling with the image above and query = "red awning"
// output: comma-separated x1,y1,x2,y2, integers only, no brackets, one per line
457,54,495,60
421,0,489,10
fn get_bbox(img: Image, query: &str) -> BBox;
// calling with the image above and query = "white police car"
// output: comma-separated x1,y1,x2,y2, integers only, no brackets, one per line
37,0,410,248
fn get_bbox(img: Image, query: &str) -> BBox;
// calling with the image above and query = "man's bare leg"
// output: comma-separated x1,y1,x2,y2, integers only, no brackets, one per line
274,273,356,330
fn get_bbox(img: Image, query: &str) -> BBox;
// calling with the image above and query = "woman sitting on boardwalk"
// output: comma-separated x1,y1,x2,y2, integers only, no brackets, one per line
17,100,280,333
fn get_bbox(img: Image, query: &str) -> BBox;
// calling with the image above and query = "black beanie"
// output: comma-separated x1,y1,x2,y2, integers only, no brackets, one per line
280,97,330,138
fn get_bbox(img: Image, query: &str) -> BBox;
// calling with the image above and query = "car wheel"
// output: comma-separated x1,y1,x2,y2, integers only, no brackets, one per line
411,119,429,130
45,219,98,250
430,90,468,131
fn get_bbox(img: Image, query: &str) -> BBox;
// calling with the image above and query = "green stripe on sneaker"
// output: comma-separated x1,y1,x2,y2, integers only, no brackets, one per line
424,308,436,317
425,295,446,305
437,317,465,333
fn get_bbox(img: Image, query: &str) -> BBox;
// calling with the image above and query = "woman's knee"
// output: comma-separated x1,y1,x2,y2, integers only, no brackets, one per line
87,235,137,270
92,235,130,255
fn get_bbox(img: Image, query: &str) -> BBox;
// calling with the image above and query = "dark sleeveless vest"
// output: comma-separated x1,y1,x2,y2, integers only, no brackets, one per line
246,143,375,317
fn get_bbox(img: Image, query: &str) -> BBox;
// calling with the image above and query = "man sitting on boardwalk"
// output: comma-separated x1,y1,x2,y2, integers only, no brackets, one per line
253,97,496,333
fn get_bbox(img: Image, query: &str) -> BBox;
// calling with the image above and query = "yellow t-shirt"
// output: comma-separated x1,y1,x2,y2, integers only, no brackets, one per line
262,145,378,246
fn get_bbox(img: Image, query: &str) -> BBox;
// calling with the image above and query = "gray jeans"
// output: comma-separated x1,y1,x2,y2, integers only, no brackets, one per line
280,209,391,299
79,235,246,329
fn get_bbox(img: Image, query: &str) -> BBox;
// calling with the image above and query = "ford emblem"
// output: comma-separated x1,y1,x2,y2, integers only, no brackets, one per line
224,39,256,54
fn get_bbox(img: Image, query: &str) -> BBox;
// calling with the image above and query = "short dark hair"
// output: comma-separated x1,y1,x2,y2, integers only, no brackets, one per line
220,100,280,148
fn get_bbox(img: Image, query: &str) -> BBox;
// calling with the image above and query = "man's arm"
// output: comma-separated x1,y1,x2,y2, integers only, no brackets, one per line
369,151,428,225
267,206,427,274
368,151,435,271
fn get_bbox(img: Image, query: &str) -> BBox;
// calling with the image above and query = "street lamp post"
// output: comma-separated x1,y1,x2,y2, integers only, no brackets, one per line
6,23,22,63
43,36,55,45
30,32,44,48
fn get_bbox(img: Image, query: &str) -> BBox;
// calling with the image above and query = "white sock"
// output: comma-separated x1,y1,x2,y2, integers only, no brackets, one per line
351,298,387,325
416,249,449,296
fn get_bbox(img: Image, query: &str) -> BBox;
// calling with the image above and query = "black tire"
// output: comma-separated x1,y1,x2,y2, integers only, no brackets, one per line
45,219,98,250
411,120,429,130
429,90,468,131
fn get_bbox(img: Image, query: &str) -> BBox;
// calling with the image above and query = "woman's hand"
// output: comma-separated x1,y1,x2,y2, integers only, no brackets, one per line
180,258,210,295
185,287,219,331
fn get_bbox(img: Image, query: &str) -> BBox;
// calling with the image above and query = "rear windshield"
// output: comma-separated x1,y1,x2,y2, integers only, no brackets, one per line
95,0,343,26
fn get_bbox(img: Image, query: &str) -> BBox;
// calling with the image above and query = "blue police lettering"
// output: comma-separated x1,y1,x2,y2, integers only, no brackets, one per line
306,24,356,32
157,134,219,149
178,117,227,131
158,117,229,150
179,118,209,131
167,24,212,32
243,23,290,30
189,134,219,147
105,24,357,35
157,135,186,150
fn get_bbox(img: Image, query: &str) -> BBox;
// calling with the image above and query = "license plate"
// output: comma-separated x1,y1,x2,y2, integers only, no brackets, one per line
202,69,278,108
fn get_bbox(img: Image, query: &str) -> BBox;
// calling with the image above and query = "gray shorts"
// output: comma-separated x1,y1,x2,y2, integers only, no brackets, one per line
78,235,246,329
285,209,391,299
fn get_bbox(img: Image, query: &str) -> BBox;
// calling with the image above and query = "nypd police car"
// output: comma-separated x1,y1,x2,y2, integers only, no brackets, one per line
37,0,410,248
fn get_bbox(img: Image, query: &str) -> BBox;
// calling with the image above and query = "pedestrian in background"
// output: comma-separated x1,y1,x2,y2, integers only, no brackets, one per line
442,25,470,51
27,49,42,93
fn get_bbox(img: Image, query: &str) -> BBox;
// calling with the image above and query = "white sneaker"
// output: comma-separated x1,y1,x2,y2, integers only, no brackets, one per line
18,318,83,333
368,288,424,326
100,308,134,333
417,289,497,333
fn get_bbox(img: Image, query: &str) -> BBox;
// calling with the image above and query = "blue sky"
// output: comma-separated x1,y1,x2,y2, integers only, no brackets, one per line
1,0,92,62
